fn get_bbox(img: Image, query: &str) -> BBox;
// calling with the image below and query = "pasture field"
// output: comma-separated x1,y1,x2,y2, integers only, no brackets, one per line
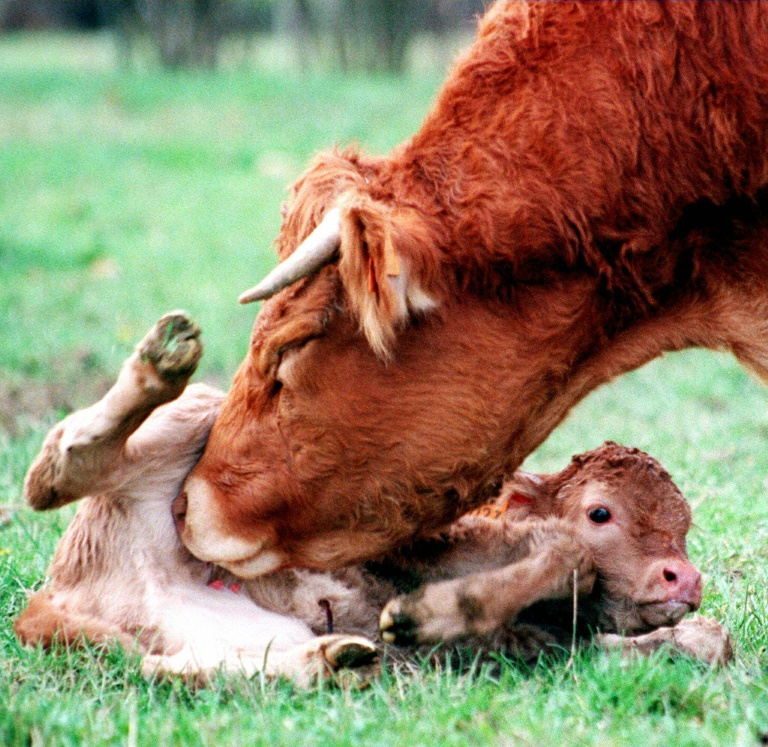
1,33,767,747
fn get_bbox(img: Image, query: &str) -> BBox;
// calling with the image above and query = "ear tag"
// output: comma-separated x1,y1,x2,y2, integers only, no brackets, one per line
466,491,535,520
466,504,503,519
368,258,379,297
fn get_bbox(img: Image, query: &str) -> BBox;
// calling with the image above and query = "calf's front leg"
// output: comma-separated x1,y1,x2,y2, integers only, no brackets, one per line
597,616,733,665
24,312,202,510
380,519,596,644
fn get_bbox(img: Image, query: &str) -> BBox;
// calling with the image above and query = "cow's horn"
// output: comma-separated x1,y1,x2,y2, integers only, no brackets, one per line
239,208,341,304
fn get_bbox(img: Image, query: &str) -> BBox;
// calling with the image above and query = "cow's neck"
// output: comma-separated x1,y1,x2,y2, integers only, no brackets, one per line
501,276,707,471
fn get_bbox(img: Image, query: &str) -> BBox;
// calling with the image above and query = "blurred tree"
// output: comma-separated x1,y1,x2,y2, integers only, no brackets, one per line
0,0,483,72
282,0,483,74
93,0,271,69
143,0,220,68
1,0,103,30
94,0,222,68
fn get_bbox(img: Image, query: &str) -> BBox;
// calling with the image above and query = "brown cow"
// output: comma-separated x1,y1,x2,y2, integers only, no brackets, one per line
18,314,732,679
178,0,768,575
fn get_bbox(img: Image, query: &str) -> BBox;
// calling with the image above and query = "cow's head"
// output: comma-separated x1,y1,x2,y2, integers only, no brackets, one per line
177,150,602,576
511,443,701,634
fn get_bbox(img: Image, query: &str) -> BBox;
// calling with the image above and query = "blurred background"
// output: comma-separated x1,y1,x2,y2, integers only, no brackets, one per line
0,0,486,72
0,0,488,435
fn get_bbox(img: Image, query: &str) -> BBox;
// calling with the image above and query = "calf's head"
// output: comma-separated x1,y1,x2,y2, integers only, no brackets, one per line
510,442,701,634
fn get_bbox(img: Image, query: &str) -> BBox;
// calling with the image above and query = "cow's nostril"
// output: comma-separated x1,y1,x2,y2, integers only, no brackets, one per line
663,568,677,583
172,490,188,530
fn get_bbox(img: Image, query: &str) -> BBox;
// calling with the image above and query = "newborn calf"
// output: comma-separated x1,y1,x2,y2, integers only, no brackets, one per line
15,314,731,683
378,446,709,649
15,313,377,685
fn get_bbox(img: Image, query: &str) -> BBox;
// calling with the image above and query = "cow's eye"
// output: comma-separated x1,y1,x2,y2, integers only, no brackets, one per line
588,506,611,524
274,343,306,388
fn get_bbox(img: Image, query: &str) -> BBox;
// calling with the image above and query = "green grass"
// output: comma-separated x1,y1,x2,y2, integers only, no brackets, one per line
1,33,768,747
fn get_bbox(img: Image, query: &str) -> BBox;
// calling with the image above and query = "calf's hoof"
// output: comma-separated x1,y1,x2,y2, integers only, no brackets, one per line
138,311,202,381
321,634,379,669
379,586,484,645
597,615,733,666
300,634,380,689
379,601,420,645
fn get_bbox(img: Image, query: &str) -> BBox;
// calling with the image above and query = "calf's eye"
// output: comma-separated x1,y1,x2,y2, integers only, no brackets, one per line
588,507,611,524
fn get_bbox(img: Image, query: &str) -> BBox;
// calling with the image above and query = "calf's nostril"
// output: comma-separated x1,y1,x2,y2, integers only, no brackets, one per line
658,561,702,608
663,568,677,583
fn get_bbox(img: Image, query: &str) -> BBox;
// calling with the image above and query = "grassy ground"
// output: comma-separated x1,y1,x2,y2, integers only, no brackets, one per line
1,33,767,747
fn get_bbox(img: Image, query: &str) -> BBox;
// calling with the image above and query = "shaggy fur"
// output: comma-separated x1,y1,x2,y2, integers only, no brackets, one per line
181,1,768,572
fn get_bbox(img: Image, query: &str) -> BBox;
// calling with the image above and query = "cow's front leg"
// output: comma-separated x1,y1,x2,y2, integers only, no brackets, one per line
380,520,596,644
25,312,202,510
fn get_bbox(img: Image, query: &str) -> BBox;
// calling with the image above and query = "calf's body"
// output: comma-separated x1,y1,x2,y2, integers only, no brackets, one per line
17,315,377,684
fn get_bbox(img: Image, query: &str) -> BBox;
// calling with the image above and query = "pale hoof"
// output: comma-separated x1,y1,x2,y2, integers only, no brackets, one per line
138,311,202,381
321,634,378,669
297,634,380,689
379,597,419,645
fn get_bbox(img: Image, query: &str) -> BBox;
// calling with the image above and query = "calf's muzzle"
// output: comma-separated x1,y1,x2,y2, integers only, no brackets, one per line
659,558,702,609
636,556,702,629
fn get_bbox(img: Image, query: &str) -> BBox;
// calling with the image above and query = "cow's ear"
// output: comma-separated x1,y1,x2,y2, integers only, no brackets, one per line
337,197,438,360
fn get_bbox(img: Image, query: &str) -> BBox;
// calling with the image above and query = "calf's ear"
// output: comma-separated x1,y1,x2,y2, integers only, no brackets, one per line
500,471,548,511
338,196,439,360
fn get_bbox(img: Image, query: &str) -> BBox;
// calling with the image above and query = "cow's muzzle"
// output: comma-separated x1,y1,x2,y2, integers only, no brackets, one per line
177,476,286,577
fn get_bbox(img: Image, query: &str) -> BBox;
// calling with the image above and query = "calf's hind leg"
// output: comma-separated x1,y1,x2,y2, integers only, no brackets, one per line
142,633,379,688
24,311,203,511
